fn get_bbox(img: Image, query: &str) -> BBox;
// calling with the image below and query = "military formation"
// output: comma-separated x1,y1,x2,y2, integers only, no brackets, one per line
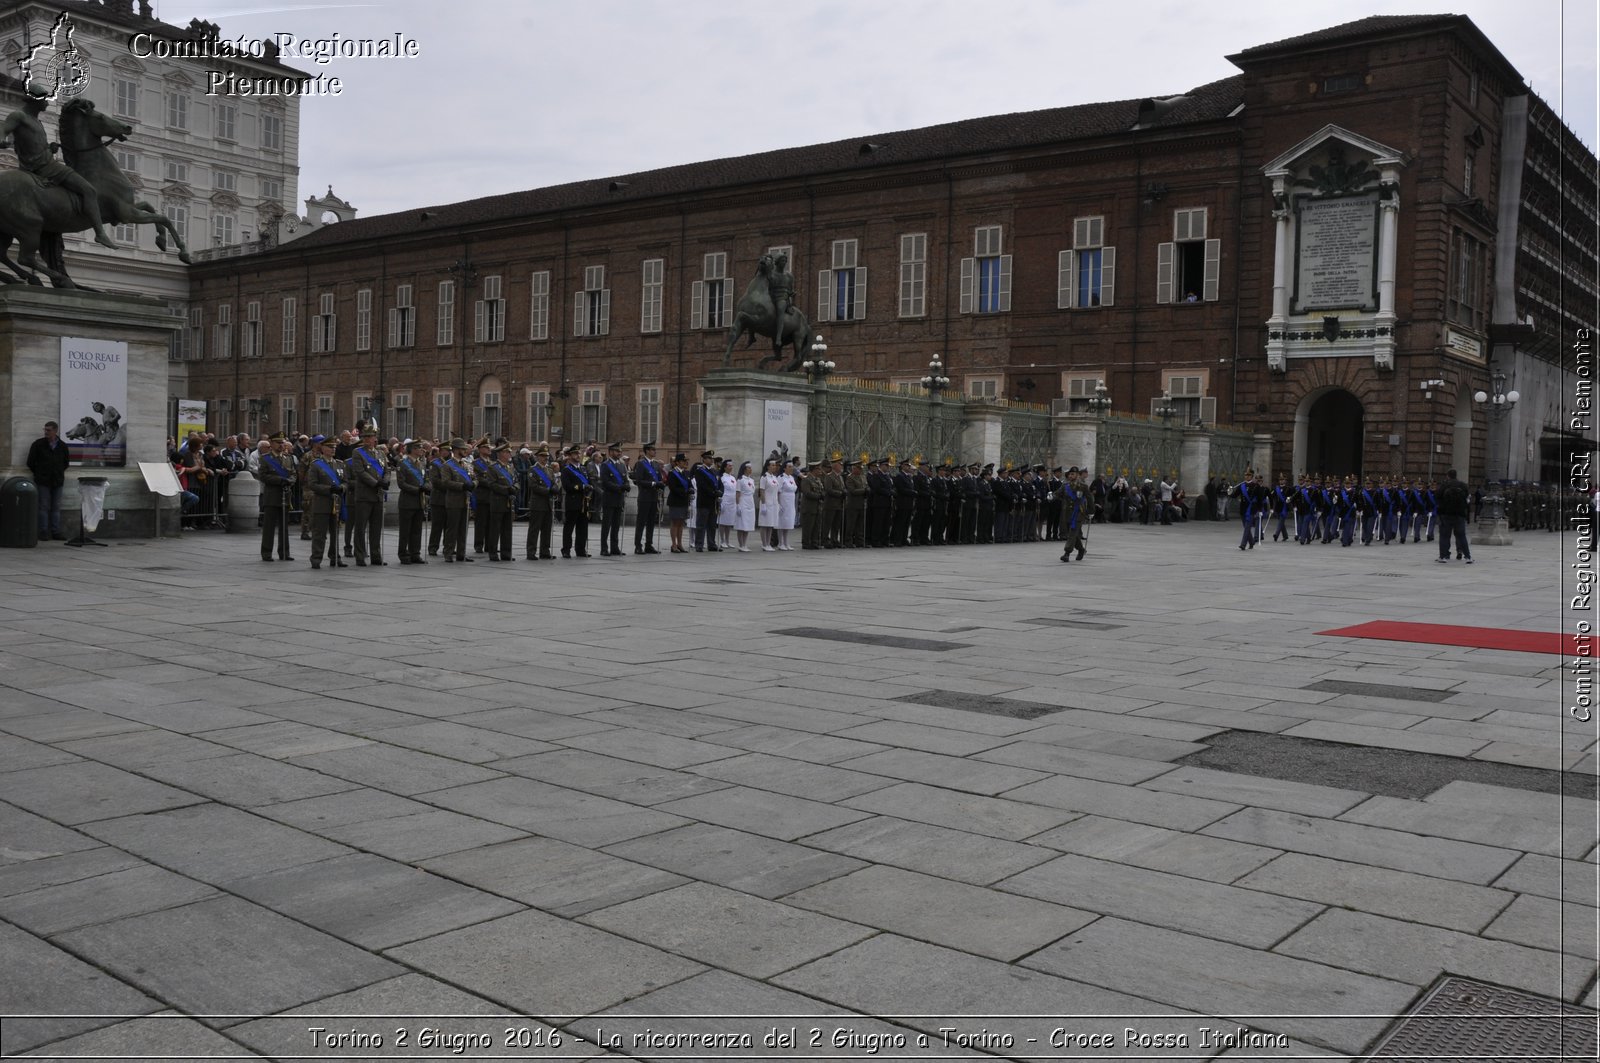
1228,471,1462,550
245,430,1105,566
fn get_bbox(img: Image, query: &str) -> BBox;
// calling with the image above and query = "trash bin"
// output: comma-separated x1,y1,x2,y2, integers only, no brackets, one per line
0,476,40,548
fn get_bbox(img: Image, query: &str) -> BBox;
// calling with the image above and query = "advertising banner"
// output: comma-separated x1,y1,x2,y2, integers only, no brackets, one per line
60,337,128,467
176,398,207,442
763,400,794,467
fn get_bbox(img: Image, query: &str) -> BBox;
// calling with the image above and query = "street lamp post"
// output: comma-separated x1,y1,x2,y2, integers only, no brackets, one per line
1472,369,1520,545
921,354,951,399
802,333,835,385
1087,380,1112,417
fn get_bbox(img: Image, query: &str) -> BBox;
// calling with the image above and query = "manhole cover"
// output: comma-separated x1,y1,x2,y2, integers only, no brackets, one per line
1363,976,1597,1061
895,689,1064,720
1305,678,1455,703
1021,617,1126,631
771,627,970,652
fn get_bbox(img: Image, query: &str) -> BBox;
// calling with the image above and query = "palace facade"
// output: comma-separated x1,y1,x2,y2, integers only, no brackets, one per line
182,14,1596,482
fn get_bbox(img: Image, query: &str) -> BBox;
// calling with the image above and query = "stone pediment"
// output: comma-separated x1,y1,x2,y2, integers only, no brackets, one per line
1263,124,1406,179
209,191,240,209
161,182,191,198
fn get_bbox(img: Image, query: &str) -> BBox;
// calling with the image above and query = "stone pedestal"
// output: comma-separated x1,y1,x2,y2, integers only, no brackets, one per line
701,369,814,467
962,404,1004,469
1179,427,1211,496
1253,433,1276,481
0,287,181,538
1053,413,1099,475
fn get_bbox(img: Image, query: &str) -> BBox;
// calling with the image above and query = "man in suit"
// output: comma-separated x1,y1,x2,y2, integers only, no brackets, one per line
256,431,295,562
597,441,630,557
395,438,430,564
631,442,664,554
524,446,556,559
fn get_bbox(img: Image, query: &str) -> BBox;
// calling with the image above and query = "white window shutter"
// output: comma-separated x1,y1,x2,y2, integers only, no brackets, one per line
815,270,831,323
959,258,975,313
474,300,486,342
1198,396,1218,426
998,255,1012,312
1058,250,1073,309
598,289,611,335
1174,211,1191,242
721,275,733,328
388,307,399,347
853,267,866,319
1203,238,1221,301
1073,218,1088,250
691,280,705,329
1101,246,1116,307
1156,242,1175,304
573,292,586,336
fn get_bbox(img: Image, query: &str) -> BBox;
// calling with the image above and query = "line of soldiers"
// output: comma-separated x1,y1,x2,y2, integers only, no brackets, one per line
794,457,1092,559
1233,472,1444,549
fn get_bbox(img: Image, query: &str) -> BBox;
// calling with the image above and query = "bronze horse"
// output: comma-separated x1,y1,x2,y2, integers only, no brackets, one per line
721,255,815,372
0,98,191,287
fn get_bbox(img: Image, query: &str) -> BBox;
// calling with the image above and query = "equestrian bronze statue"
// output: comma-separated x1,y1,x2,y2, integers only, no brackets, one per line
721,252,815,372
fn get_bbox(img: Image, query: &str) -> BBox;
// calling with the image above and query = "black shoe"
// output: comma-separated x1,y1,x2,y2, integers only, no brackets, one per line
333,559,348,568
459,556,474,562
311,561,320,569
355,559,367,567
262,555,274,562
1060,554,1070,562
562,551,571,558
301,534,312,541
414,558,427,565
344,546,354,557
577,552,591,558
600,549,610,556
541,553,554,560
373,559,387,566
635,547,644,555
1077,550,1085,560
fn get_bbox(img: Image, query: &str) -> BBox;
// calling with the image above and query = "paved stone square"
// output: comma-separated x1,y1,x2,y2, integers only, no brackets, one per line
0,520,1593,1059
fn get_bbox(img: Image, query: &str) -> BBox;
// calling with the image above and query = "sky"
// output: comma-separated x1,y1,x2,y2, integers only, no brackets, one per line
152,0,1598,219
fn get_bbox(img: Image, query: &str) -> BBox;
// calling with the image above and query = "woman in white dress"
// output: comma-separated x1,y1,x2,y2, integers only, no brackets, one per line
776,461,798,550
734,461,757,551
757,460,782,551
716,459,737,548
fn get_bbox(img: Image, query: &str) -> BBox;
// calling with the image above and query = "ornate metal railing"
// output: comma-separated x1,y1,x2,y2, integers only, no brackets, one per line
808,384,966,465
1095,415,1181,481
999,407,1053,469
1208,428,1258,482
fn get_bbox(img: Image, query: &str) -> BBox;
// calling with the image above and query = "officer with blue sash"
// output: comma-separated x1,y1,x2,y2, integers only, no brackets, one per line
1236,470,1262,550
257,431,295,562
426,442,449,557
396,438,429,564
1059,467,1088,562
440,438,476,563
306,436,348,569
561,446,593,557
597,442,630,557
348,427,390,567
525,447,556,559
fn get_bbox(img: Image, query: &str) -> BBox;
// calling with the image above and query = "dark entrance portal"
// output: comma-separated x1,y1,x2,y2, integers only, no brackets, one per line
1307,390,1363,476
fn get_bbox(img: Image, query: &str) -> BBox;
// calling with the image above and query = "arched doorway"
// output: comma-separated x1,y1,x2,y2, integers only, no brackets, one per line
1293,388,1364,477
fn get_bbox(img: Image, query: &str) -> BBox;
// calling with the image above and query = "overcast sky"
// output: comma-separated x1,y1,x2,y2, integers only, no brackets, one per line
154,0,1597,218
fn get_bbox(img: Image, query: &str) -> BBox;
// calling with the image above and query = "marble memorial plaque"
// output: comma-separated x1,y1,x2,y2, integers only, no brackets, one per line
1295,193,1378,311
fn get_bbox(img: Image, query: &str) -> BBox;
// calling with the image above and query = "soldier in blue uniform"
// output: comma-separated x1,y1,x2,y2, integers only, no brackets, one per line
1236,470,1263,550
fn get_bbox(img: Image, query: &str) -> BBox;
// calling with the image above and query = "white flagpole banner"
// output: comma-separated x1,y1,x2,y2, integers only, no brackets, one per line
763,400,793,466
60,337,128,467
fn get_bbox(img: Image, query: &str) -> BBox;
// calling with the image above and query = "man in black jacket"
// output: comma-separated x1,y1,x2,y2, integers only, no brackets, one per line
1435,470,1474,564
27,421,71,539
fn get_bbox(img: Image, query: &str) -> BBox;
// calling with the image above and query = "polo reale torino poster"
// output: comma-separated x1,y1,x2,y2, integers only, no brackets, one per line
60,336,128,467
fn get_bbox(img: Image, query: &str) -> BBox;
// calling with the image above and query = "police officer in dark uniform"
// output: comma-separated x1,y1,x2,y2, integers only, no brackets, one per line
426,442,450,557
484,442,518,561
560,446,593,558
305,436,348,569
843,459,867,548
631,442,664,554
976,465,995,543
597,441,630,557
525,446,556,559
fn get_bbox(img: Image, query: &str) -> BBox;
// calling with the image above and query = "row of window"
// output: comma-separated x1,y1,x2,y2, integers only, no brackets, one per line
197,211,1224,356
110,78,284,149
119,149,286,203
225,370,1216,445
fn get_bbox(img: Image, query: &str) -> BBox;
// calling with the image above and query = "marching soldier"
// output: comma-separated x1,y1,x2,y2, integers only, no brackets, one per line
1235,469,1263,550
347,427,390,567
1270,473,1292,542
1059,467,1089,562
305,435,348,569
440,437,476,563
396,438,430,564
256,431,295,562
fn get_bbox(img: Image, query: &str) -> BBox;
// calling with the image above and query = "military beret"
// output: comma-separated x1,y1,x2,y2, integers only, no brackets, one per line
309,434,329,445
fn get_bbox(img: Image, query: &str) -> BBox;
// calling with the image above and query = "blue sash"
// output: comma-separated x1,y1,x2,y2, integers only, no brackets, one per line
402,458,424,485
498,463,515,485
670,469,690,491
355,447,385,478
313,458,342,488
1063,484,1081,529
262,454,290,480
567,466,590,488
605,459,625,486
533,467,552,489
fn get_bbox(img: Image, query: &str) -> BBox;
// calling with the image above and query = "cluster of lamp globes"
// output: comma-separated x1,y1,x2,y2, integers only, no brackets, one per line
921,354,951,392
802,334,836,380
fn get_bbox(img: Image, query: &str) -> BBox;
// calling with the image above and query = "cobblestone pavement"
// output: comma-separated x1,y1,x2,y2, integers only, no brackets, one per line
0,520,1593,1060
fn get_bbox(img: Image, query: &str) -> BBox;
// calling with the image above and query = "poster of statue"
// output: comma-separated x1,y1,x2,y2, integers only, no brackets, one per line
59,336,127,467
763,400,793,467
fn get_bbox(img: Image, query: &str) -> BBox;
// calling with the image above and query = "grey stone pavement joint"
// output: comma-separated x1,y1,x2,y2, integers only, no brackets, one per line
0,522,1593,1059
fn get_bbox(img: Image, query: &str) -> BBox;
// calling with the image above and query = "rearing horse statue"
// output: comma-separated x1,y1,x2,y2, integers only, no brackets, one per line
0,98,191,288
721,254,815,373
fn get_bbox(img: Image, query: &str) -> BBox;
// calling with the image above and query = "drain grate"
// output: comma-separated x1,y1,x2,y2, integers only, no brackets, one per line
895,689,1065,720
1305,678,1456,703
1181,731,1598,801
771,627,971,652
1363,976,1597,1061
1021,617,1126,631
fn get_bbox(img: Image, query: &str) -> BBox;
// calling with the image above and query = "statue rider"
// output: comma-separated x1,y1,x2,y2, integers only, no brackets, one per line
767,251,795,356
0,81,117,249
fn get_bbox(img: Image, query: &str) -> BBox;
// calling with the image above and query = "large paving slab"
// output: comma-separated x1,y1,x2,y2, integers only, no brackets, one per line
0,761,202,824
423,776,688,845
81,804,352,883
802,815,1056,885
422,836,688,917
1026,815,1281,882
0,921,161,1055
604,823,865,898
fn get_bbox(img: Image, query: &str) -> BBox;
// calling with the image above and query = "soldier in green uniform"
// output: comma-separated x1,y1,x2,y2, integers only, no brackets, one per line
484,443,518,560
426,441,449,556
347,427,390,566
396,438,430,564
305,436,347,569
524,446,556,559
440,437,476,563
843,459,868,548
799,460,826,549
822,458,846,548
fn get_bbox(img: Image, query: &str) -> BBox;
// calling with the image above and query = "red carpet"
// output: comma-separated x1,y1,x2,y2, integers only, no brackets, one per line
1317,620,1582,656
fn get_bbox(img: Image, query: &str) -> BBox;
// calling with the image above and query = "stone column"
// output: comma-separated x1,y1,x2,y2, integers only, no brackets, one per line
1252,433,1276,482
1265,173,1291,373
1373,174,1400,371
961,404,1004,469
1179,426,1211,497
0,288,181,538
1052,412,1098,475
700,368,813,468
